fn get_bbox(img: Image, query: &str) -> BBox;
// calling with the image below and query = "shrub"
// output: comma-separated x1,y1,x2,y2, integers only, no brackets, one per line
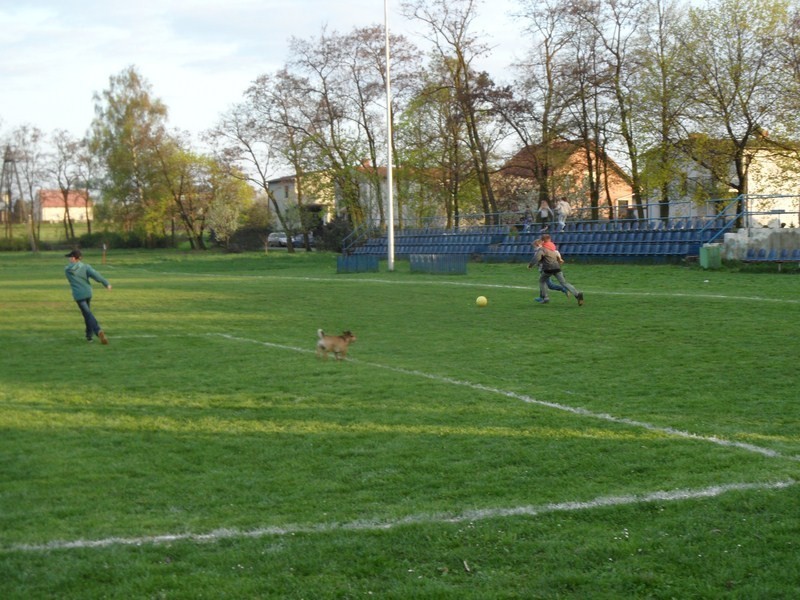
227,226,270,251
78,231,174,250
316,215,352,252
0,237,32,251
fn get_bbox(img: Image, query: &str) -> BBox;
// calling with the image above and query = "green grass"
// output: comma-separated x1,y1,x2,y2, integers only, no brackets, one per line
1,249,798,598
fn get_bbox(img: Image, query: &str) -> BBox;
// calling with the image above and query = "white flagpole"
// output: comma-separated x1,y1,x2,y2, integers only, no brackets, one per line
384,0,395,271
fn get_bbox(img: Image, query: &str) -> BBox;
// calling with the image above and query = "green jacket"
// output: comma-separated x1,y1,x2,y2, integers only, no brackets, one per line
65,261,109,301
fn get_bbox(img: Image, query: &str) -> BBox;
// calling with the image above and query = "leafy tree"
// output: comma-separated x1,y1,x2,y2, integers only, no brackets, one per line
90,66,170,239
153,137,213,249
633,0,692,219
680,0,792,218
205,162,254,248
403,0,501,224
396,75,480,227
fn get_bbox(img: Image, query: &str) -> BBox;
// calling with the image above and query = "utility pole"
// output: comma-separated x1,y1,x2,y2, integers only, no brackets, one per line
1,145,37,251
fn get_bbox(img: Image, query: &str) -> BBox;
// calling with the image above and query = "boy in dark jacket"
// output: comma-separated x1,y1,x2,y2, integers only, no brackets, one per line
528,239,584,306
64,249,112,343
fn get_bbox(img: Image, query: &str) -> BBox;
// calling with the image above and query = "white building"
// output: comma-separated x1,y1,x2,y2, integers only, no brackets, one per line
652,143,800,228
38,189,92,223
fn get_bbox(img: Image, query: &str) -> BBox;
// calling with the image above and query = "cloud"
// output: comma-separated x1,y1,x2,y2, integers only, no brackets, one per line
0,0,519,139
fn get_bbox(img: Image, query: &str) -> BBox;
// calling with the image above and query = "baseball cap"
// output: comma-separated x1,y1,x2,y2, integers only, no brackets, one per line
65,249,82,258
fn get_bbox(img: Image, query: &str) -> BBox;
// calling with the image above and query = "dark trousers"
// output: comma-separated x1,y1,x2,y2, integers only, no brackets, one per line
76,298,101,340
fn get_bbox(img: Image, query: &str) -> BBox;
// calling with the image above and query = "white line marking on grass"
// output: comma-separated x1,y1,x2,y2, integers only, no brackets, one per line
107,267,800,305
213,334,798,462
249,275,800,304
5,479,794,553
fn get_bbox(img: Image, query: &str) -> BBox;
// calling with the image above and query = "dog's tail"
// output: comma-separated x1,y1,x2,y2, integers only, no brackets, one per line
317,328,324,339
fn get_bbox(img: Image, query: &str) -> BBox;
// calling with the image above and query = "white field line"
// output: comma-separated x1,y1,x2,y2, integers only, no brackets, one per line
215,333,799,462
5,332,796,554
273,275,800,304
5,479,795,553
102,267,800,305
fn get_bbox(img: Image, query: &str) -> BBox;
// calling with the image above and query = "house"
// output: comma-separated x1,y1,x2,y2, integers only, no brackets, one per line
732,147,800,228
267,162,394,229
652,135,800,228
270,144,634,231
266,173,335,227
493,140,634,219
38,189,92,223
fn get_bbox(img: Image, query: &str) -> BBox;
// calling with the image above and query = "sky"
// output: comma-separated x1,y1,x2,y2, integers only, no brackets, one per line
0,0,524,142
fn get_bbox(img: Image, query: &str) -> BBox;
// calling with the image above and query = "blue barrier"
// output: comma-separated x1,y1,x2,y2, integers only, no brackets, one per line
409,254,468,274
337,255,379,273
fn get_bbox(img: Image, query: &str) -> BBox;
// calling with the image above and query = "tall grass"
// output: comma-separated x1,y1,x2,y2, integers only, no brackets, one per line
1,250,798,598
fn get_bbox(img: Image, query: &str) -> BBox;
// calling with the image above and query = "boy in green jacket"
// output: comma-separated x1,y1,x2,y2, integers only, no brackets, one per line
64,249,112,344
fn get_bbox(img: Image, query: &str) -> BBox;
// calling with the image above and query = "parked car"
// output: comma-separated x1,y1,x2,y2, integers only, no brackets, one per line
293,232,315,247
268,231,314,248
267,232,288,247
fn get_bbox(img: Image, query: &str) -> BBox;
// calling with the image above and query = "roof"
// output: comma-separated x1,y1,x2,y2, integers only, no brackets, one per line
38,189,90,208
500,140,632,184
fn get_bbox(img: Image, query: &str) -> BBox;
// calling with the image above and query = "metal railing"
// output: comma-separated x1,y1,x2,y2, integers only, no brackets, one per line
341,195,798,255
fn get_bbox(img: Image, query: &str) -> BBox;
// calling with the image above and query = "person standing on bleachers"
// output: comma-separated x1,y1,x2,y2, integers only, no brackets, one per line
538,200,553,231
555,198,571,231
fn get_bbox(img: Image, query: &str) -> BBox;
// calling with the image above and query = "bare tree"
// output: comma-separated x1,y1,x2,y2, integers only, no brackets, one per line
74,137,101,236
208,98,299,250
288,29,368,227
572,0,647,216
339,25,423,228
561,5,616,220
505,0,575,208
8,125,45,249
245,70,323,250
50,130,85,241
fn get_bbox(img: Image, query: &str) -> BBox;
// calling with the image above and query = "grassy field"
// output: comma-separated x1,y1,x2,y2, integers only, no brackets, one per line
0,249,798,599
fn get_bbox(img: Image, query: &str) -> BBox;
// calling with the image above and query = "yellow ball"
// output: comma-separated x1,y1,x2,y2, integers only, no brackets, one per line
476,295,488,307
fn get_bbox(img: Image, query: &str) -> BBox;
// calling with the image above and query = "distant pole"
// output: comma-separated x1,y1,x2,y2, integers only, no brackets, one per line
384,0,395,271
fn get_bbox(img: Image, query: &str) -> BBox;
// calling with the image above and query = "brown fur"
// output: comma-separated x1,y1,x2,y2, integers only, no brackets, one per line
316,328,356,360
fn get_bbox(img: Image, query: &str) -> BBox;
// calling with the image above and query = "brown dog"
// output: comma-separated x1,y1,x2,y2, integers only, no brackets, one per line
316,328,356,360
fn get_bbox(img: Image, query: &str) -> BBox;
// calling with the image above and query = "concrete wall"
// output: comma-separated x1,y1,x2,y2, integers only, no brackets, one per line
722,225,800,260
